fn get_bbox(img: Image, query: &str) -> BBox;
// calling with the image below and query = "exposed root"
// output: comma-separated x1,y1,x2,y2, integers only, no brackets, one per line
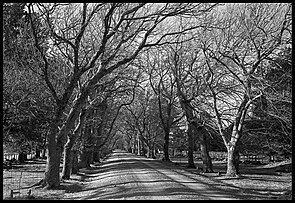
27,179,45,189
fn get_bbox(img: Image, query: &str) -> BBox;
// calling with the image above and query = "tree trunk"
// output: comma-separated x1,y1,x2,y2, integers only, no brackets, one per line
78,149,92,169
176,93,195,168
93,151,100,162
41,149,46,159
137,134,140,155
45,131,61,188
198,126,213,172
163,130,171,161
18,152,27,163
61,135,75,180
151,143,156,159
89,149,94,164
146,146,150,158
35,148,41,159
78,124,92,168
234,148,240,174
44,113,67,189
226,144,240,177
71,150,79,174
187,123,196,168
134,140,137,154
62,107,87,179
131,144,135,154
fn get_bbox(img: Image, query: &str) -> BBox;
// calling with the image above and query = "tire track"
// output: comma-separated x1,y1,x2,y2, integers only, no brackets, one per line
68,150,238,200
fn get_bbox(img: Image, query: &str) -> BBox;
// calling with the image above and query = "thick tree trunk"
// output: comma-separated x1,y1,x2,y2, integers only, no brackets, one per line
71,150,79,174
61,107,87,179
78,124,94,169
43,117,64,189
78,149,92,169
153,143,157,159
147,142,153,158
131,145,135,154
177,94,195,168
45,132,61,188
41,149,46,159
187,123,196,168
146,146,150,158
151,144,156,159
45,151,61,188
89,125,99,164
162,130,171,161
35,148,41,159
89,149,94,164
226,144,240,177
92,151,100,162
61,136,74,180
134,140,137,154
234,148,240,174
198,126,213,172
18,152,27,163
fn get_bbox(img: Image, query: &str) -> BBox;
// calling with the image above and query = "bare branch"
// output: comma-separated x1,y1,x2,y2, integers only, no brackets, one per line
27,4,59,103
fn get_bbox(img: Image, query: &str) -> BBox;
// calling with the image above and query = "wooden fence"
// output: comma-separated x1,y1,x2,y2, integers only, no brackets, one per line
3,153,36,161
192,151,268,163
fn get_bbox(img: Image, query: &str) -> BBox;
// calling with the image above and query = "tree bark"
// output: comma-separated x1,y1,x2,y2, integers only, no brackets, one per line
224,99,248,177
41,149,46,159
187,123,196,168
162,130,171,161
197,126,213,172
45,137,61,188
78,149,92,169
44,117,63,189
226,143,240,177
146,145,150,158
89,149,94,164
35,148,41,159
78,123,96,169
61,106,87,179
71,150,79,174
44,105,80,188
18,152,27,163
151,143,156,159
137,134,140,155
61,135,74,180
93,151,100,162
92,123,104,163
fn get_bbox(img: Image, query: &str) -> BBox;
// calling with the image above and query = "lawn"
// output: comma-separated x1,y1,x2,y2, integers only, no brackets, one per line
2,159,83,200
171,158,292,200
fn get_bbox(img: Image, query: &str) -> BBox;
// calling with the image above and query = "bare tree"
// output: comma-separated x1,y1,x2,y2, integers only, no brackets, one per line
169,41,213,171
145,48,183,162
26,3,219,188
202,3,291,177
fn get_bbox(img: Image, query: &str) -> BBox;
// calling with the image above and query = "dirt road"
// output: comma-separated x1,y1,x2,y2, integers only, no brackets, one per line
64,150,239,200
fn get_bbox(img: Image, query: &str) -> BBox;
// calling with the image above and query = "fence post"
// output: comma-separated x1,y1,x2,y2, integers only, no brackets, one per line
28,189,31,196
10,190,13,198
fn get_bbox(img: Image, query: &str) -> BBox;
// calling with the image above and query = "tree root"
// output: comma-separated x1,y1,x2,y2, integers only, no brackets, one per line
29,179,45,188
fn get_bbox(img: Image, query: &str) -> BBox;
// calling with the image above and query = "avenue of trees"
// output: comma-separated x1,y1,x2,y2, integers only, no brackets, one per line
3,3,292,188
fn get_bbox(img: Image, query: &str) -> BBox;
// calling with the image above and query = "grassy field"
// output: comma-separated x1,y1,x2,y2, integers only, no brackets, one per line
171,157,292,200
3,157,292,200
3,159,91,200
3,159,48,199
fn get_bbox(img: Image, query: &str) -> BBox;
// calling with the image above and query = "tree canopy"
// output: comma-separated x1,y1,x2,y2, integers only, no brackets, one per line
3,3,291,183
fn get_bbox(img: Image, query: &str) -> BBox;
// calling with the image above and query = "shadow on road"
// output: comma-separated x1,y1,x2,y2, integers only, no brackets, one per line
71,150,281,200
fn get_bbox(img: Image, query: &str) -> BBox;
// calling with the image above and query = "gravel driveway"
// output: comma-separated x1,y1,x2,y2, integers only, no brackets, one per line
64,150,239,200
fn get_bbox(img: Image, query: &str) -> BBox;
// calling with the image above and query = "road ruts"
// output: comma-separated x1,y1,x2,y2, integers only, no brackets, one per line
69,150,239,200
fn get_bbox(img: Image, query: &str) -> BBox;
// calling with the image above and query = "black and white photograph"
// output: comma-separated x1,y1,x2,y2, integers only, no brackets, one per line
3,3,292,200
